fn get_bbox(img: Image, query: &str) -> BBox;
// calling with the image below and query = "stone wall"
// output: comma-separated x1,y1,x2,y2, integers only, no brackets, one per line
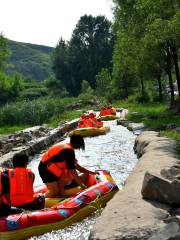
0,119,78,168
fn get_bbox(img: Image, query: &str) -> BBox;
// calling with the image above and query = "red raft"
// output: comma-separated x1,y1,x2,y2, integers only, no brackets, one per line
0,170,118,240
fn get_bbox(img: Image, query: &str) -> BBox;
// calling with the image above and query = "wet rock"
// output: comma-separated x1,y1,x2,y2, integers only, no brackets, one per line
142,171,180,205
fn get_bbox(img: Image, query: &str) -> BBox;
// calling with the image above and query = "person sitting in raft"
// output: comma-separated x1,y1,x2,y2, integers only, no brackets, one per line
0,170,11,216
5,153,45,210
78,114,97,128
89,112,103,127
99,106,109,117
38,134,99,198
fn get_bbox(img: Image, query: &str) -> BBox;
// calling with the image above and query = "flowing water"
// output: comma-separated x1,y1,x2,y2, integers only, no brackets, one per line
29,120,138,240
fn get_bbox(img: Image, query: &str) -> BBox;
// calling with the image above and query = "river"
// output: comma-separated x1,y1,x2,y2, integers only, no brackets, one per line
29,119,138,240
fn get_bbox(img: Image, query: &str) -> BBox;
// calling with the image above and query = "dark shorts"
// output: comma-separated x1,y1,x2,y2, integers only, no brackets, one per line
38,161,59,183
17,195,45,210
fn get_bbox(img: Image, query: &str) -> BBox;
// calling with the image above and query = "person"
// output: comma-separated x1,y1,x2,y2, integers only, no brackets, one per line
89,112,103,127
38,135,99,198
0,170,11,216
5,153,45,210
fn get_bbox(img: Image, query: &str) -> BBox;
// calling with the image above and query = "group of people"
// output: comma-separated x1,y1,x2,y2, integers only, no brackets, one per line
99,105,116,117
78,112,103,128
0,134,99,216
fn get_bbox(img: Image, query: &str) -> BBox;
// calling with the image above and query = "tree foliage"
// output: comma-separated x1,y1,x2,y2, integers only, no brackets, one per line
112,0,180,103
52,15,114,96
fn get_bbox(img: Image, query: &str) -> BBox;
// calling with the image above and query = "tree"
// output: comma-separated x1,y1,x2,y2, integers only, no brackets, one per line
95,68,112,97
69,15,114,95
0,33,10,70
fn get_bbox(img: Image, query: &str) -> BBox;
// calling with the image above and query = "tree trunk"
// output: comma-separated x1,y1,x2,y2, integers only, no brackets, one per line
157,75,163,102
140,76,145,95
167,69,174,106
171,47,180,98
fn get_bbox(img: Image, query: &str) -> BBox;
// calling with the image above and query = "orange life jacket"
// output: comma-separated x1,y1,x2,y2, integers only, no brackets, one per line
78,120,87,128
8,168,34,207
0,171,8,207
106,107,113,115
41,143,76,180
84,117,94,127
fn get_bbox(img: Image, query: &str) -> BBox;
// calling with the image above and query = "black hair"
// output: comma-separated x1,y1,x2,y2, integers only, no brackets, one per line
12,153,29,168
70,134,85,150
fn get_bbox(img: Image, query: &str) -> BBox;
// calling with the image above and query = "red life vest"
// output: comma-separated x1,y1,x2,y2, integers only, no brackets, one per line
41,143,76,179
0,171,8,206
8,168,34,207
78,120,86,128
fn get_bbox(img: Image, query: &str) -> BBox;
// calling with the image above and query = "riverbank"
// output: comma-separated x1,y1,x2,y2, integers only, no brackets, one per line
90,128,180,239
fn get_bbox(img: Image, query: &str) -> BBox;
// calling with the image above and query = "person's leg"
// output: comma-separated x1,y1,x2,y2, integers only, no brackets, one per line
57,179,71,197
45,181,59,198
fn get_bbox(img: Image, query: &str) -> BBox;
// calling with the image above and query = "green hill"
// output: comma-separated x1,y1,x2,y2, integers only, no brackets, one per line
6,39,54,82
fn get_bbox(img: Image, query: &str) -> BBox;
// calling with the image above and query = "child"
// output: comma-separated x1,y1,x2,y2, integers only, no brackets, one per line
6,153,44,210
39,135,99,198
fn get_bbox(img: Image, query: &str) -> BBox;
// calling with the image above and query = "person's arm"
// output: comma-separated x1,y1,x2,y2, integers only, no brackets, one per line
76,163,99,175
69,169,87,189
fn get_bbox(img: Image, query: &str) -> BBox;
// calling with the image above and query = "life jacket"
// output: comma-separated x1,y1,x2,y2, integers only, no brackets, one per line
0,171,8,207
8,168,34,207
100,107,109,116
78,120,87,128
84,117,94,127
42,143,76,180
106,107,113,115
89,114,103,127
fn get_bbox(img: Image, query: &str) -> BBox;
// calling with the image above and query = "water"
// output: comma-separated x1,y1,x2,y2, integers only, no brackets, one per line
29,120,138,240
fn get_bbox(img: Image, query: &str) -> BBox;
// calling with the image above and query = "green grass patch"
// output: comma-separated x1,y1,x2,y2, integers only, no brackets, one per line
0,125,31,134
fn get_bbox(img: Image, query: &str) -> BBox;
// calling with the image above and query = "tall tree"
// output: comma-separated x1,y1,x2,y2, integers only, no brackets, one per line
68,15,114,95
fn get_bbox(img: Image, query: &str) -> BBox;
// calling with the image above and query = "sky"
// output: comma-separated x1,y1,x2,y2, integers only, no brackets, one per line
0,0,113,47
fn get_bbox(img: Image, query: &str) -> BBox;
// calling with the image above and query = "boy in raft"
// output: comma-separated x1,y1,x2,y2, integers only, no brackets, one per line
5,153,45,210
38,134,99,198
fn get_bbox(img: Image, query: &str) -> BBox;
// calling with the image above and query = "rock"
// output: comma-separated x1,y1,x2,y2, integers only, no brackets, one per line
142,171,180,205
175,127,180,132
148,222,180,240
2,143,13,154
127,122,146,131
161,166,180,181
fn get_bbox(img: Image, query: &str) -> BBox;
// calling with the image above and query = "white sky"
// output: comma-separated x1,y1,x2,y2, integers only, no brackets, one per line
0,0,113,47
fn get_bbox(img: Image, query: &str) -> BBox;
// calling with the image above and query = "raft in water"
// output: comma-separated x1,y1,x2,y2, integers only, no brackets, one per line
68,126,110,137
0,170,118,240
98,115,118,121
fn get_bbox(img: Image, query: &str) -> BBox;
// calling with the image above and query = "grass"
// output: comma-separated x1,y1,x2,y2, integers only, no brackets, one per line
0,125,31,134
113,101,180,158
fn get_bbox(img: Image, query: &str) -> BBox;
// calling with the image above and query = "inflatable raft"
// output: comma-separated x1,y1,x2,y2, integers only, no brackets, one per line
0,170,118,240
68,126,110,137
98,115,118,121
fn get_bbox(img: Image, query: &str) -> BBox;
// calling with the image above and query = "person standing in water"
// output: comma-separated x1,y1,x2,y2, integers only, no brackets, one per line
39,135,99,198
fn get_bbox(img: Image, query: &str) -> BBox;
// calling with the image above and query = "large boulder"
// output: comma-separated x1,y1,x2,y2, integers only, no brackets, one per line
142,171,180,205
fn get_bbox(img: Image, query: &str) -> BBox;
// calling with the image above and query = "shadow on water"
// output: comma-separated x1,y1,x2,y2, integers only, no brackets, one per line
29,120,138,240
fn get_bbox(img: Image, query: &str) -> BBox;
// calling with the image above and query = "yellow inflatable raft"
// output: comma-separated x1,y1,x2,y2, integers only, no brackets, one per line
98,115,118,121
0,170,118,240
68,126,110,137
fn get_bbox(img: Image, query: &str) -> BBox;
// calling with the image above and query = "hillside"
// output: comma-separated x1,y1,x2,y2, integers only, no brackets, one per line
6,39,54,82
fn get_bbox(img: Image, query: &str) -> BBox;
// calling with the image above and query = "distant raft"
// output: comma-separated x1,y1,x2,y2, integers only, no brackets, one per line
98,115,118,121
68,126,110,137
0,170,118,240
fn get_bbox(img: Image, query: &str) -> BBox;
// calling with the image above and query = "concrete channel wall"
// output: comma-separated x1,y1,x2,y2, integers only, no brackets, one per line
0,119,78,168
90,130,179,240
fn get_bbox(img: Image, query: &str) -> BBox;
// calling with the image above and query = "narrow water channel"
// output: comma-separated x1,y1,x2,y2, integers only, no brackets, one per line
29,120,138,240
